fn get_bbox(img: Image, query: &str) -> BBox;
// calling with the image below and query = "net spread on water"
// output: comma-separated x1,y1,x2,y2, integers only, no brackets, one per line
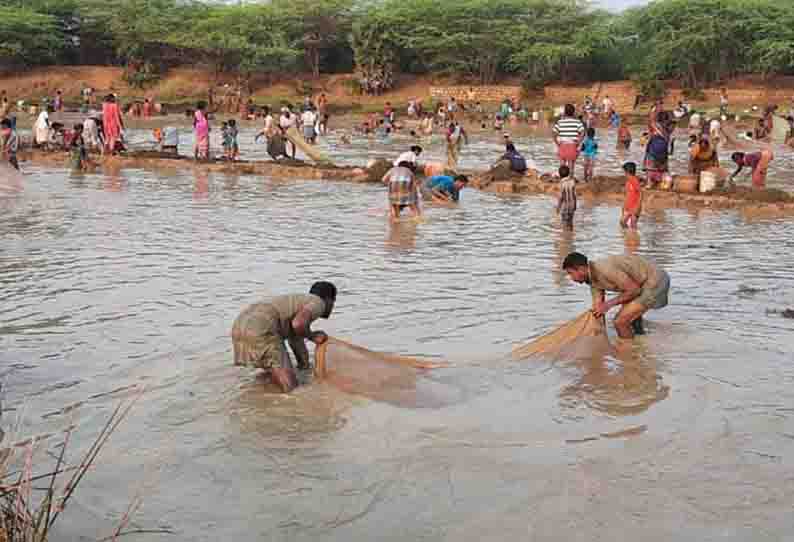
512,310,611,361
314,338,458,407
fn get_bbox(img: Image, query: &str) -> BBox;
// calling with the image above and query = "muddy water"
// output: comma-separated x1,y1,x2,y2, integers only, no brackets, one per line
2,155,794,540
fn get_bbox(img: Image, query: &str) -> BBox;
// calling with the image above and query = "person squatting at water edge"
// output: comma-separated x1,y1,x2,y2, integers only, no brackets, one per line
730,150,774,189
563,252,670,339
231,282,337,393
422,173,469,203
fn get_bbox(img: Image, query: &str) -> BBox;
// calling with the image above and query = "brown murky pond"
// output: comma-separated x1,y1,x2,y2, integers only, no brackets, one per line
2,130,794,540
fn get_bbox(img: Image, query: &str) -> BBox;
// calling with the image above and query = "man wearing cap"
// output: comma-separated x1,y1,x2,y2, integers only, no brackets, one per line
231,282,337,392
562,252,670,338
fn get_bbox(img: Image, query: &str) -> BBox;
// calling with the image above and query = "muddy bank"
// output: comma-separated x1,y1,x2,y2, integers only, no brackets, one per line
472,165,794,215
16,148,794,215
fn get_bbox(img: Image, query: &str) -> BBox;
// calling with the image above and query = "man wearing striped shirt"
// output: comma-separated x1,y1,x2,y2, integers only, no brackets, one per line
553,103,585,177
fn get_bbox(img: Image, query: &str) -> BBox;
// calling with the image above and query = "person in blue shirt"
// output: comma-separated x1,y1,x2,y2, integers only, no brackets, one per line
580,127,599,183
423,174,468,203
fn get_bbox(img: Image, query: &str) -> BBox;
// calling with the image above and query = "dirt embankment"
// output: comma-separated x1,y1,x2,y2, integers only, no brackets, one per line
16,147,794,217
3,66,793,112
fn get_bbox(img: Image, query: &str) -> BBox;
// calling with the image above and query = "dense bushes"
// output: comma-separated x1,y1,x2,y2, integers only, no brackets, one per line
2,0,794,86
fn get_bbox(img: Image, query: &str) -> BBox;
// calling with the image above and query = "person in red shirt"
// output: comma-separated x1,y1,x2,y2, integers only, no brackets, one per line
621,162,642,229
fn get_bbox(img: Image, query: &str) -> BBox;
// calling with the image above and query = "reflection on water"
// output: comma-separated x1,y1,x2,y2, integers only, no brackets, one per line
1,162,794,541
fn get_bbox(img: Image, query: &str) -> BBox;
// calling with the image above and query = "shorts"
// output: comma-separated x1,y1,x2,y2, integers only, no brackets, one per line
231,303,290,370
558,142,579,162
637,270,670,310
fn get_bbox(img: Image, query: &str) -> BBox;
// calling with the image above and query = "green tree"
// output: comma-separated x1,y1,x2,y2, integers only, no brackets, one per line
0,6,66,67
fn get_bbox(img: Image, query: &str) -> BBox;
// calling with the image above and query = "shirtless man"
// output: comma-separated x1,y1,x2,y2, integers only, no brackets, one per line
231,282,336,392
563,252,670,339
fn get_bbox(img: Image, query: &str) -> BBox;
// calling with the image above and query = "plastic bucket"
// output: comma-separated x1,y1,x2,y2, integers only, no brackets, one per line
699,170,718,192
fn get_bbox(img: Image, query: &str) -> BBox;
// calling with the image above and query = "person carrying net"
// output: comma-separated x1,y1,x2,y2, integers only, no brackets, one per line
562,252,670,339
231,282,336,393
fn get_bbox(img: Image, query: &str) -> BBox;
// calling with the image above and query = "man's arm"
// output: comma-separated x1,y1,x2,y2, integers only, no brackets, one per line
291,307,328,344
593,276,642,317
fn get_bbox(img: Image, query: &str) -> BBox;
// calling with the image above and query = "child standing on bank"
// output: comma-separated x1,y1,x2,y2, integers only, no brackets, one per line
580,127,598,182
621,161,642,229
556,165,577,230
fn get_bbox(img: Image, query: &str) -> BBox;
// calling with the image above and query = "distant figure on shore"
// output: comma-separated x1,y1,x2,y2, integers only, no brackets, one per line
231,282,337,393
730,150,773,189
563,252,670,339
34,106,52,148
580,127,598,183
556,165,577,230
445,122,467,170
553,104,585,177
102,95,124,155
193,101,210,160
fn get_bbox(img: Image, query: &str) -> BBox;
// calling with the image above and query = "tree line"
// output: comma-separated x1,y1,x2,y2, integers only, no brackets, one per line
2,0,794,91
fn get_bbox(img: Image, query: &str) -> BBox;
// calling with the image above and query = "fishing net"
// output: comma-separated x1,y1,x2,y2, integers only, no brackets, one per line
314,338,458,407
512,311,611,361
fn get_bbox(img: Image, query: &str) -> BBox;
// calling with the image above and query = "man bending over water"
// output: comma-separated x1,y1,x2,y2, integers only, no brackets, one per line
231,282,336,392
563,252,670,339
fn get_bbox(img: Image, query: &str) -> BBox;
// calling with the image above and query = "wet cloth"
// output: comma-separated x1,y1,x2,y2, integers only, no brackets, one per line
231,294,326,369
588,255,668,309
383,166,418,206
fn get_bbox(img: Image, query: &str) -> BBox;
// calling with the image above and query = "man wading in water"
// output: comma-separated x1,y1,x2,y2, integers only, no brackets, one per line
231,282,336,392
562,252,670,339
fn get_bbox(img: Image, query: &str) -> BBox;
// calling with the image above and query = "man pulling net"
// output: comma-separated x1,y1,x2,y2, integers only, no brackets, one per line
562,252,670,339
231,281,336,393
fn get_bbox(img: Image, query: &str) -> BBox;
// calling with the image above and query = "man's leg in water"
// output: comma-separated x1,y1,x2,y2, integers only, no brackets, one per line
614,301,648,339
270,342,298,393
288,336,311,371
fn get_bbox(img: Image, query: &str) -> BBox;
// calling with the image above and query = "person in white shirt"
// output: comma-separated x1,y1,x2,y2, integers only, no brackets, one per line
34,107,51,147
301,108,317,144
393,145,423,167
255,106,277,142
279,106,297,159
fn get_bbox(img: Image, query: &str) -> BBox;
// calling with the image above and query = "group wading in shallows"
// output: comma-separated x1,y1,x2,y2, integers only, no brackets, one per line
231,250,670,393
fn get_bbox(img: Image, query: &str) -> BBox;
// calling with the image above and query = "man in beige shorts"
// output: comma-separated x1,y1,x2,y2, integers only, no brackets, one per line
563,252,670,339
231,281,336,392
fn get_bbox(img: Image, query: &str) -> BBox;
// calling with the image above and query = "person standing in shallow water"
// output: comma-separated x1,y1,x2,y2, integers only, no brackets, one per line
563,252,670,339
231,282,336,393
